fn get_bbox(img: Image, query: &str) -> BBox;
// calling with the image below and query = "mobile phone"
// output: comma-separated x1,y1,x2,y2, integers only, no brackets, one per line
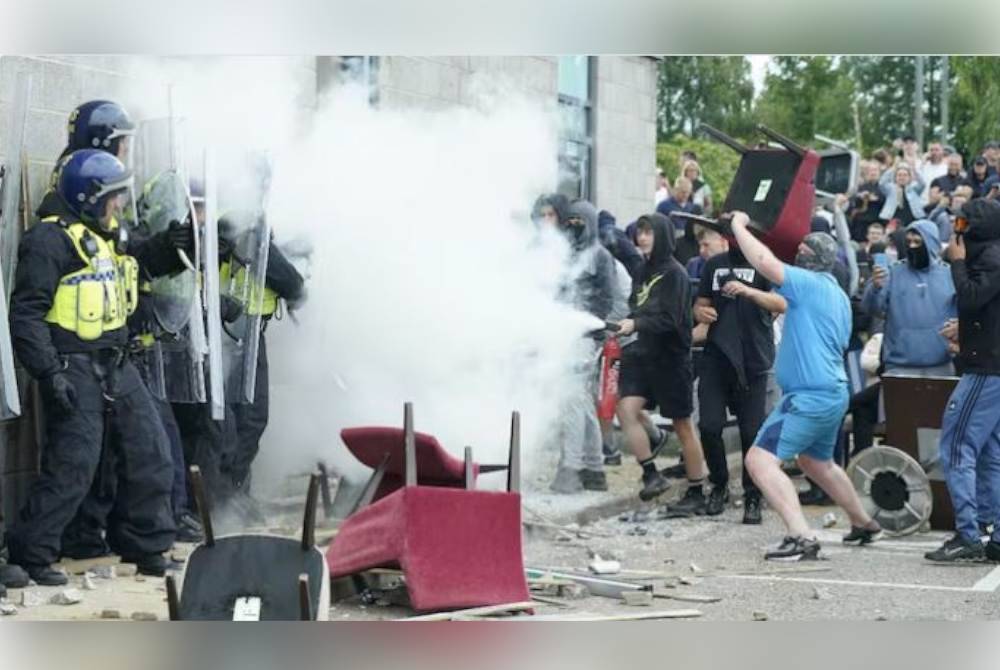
872,253,889,272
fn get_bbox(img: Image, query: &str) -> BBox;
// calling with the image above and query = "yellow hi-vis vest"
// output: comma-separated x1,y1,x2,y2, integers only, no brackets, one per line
42,217,139,341
220,259,278,317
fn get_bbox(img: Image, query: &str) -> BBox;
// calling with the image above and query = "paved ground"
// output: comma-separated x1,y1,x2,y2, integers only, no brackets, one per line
4,445,999,621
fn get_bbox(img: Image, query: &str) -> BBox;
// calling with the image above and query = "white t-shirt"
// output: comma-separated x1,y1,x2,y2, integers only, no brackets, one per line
919,160,948,201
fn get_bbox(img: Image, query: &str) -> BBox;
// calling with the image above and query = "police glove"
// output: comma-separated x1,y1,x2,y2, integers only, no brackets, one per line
41,371,77,415
167,219,195,254
220,295,244,323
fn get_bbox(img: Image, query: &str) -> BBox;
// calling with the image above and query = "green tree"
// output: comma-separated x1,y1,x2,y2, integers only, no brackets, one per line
754,56,856,149
657,136,743,207
657,57,755,141
950,57,1000,158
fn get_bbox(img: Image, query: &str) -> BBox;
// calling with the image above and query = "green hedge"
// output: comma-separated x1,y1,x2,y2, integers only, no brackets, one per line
656,135,743,213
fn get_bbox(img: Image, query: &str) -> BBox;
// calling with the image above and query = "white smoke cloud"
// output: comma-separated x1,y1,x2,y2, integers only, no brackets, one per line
114,57,603,496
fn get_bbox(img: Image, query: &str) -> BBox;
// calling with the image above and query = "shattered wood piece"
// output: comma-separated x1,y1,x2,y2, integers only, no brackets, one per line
752,611,768,621
621,590,653,606
0,602,17,616
50,589,83,606
402,601,536,621
516,609,702,622
131,611,158,621
99,609,122,620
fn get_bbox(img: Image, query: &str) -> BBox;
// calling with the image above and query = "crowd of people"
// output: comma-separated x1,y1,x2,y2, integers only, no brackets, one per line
0,99,306,595
536,136,1000,563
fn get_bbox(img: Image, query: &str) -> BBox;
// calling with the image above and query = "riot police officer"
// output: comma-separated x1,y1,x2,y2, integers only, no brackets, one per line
5,150,177,584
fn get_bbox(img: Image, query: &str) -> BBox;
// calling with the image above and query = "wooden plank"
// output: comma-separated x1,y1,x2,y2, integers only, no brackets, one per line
511,609,703,622
402,601,535,621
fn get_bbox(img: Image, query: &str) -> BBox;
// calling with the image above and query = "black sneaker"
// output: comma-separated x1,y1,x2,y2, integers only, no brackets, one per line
985,541,1000,563
602,443,622,466
175,511,205,544
580,469,609,492
842,524,884,546
924,535,987,563
24,564,69,586
638,470,671,502
659,487,707,518
742,495,763,525
764,536,821,561
0,563,30,589
705,486,730,516
798,486,835,507
659,463,687,479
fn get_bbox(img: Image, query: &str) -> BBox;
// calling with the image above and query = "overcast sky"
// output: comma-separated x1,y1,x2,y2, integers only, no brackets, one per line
749,55,770,98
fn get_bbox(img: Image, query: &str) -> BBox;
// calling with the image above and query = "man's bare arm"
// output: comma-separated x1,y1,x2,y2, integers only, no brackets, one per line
729,211,785,286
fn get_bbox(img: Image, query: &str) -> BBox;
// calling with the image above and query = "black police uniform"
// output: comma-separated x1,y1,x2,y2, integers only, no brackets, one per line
5,199,177,569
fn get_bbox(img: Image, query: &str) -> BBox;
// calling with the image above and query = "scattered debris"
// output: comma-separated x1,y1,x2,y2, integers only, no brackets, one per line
403,601,535,621
588,557,621,575
526,568,652,599
19,590,45,608
752,610,769,621
822,513,838,528
622,590,653,606
49,589,83,606
0,602,17,616
91,565,116,580
678,576,702,586
618,510,652,524
81,574,97,591
811,586,833,601
529,595,571,608
875,614,889,621
117,564,138,577
557,583,588,599
130,611,158,621
689,562,704,574
516,609,702,622
100,609,122,620
625,526,649,537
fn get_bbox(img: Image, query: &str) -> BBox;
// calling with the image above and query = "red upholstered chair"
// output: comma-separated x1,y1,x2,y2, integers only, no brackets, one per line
326,405,530,612
677,124,820,264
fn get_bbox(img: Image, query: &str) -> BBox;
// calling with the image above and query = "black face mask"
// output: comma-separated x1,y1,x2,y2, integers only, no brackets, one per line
906,244,930,270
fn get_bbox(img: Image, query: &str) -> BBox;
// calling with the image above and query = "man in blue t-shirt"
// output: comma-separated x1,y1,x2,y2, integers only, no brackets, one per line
729,211,883,561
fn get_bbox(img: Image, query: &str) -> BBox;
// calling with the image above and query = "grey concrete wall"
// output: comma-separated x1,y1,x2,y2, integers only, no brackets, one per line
593,56,659,226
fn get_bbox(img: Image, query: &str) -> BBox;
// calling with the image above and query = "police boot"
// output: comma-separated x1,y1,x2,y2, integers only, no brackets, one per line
0,563,30,589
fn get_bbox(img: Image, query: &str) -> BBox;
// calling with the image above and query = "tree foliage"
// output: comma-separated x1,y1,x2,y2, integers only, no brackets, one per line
656,135,743,207
657,57,755,141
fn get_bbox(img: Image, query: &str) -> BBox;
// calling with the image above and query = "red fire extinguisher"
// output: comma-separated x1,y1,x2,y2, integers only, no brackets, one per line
597,333,622,420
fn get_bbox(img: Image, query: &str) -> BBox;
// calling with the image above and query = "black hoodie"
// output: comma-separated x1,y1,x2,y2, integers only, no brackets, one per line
628,213,692,358
558,200,616,321
952,199,1000,374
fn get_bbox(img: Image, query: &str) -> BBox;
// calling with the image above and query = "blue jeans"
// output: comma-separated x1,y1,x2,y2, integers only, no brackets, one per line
938,374,1000,543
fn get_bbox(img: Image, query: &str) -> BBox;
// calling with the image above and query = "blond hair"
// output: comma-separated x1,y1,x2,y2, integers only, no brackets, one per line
681,160,701,180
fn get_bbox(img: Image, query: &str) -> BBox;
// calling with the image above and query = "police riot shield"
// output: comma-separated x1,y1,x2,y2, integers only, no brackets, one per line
201,148,225,420
0,68,32,419
221,210,271,405
134,116,208,403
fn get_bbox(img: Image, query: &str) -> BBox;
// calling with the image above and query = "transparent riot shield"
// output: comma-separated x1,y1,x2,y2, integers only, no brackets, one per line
201,147,225,420
221,210,271,405
134,116,207,404
0,68,32,419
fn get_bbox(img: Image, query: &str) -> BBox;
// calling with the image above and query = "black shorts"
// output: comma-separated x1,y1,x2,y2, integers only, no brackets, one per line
618,347,694,419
